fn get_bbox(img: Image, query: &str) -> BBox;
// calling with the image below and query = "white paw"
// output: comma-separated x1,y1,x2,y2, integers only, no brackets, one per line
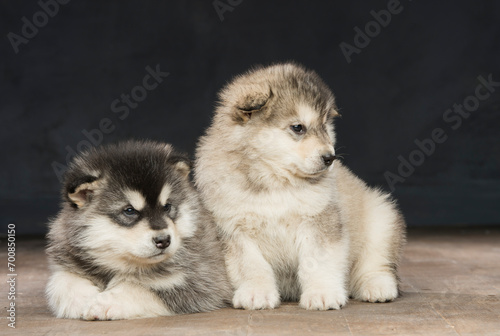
299,289,347,310
357,273,398,303
46,272,101,319
55,289,100,319
83,292,124,321
233,283,280,310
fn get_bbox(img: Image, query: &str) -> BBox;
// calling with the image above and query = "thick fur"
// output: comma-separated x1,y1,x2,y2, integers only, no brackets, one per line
46,140,232,320
194,63,406,310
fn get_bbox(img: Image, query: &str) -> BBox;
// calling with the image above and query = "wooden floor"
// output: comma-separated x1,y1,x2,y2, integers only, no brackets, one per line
1,228,500,335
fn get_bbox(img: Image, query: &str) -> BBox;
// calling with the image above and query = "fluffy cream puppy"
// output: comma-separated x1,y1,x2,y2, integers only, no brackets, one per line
195,63,406,310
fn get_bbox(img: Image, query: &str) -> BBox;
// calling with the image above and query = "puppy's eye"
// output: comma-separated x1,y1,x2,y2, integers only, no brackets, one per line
291,124,306,134
123,206,138,216
164,203,172,213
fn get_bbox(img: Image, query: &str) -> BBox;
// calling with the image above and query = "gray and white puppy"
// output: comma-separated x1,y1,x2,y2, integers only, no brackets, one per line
195,63,406,310
46,140,232,320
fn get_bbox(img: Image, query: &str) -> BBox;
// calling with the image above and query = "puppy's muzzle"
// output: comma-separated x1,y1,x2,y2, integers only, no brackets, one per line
322,153,337,167
153,235,171,249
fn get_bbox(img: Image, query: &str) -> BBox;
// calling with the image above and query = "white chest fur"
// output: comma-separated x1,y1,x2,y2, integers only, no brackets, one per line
214,174,336,267
214,174,335,221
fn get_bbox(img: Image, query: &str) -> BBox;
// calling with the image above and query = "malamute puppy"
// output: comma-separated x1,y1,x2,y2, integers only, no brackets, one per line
46,140,232,320
195,63,406,310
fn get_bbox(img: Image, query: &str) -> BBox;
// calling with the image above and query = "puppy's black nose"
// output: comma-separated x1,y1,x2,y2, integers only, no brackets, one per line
153,235,171,249
322,153,336,167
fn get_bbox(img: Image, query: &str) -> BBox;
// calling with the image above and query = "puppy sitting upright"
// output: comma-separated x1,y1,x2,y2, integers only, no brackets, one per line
195,63,406,310
46,140,231,320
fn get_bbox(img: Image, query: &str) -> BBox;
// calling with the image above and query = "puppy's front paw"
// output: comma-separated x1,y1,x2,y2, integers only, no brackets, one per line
46,272,101,319
233,283,280,310
299,289,347,310
357,272,398,303
83,292,123,321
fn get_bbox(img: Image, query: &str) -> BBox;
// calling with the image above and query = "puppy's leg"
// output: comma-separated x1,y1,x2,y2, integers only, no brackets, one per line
296,222,349,310
225,233,280,310
83,280,171,320
46,269,101,319
349,195,404,303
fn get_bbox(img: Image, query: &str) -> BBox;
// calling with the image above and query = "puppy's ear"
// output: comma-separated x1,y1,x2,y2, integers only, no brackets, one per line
330,109,341,118
232,85,273,123
168,155,192,179
326,99,341,118
162,143,174,154
66,175,102,209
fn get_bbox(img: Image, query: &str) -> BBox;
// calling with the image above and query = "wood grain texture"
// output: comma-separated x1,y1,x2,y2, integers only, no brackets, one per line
1,228,499,335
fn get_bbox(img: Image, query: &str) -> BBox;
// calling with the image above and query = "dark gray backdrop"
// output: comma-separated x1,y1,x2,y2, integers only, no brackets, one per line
1,0,499,234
